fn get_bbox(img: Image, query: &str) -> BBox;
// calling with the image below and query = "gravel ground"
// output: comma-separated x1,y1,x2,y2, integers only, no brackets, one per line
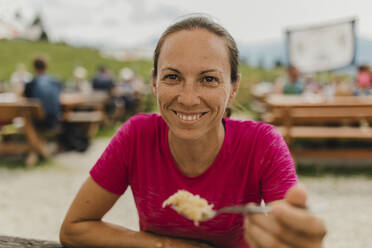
0,138,371,248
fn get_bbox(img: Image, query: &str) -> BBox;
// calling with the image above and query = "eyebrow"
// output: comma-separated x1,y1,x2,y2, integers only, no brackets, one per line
161,67,221,74
161,67,180,73
200,69,220,74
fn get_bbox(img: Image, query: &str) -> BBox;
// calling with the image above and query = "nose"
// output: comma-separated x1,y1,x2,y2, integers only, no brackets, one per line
177,81,200,107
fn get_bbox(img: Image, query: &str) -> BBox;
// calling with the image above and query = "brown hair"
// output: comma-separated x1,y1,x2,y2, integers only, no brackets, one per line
33,57,47,71
153,15,239,83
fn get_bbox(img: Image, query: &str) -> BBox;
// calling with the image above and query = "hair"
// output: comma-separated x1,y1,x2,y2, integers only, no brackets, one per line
33,57,47,71
358,64,370,72
153,15,239,83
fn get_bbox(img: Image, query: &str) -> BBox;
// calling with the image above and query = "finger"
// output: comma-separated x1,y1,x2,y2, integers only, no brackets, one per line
285,183,308,208
249,211,320,248
245,216,291,248
272,203,327,238
244,216,260,248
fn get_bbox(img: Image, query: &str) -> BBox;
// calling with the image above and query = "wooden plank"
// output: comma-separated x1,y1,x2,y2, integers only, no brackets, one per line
269,106,372,124
292,149,372,159
0,142,30,155
276,126,372,139
62,111,103,123
266,95,372,107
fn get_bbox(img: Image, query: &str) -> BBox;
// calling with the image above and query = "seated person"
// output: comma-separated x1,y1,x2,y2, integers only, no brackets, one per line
91,66,117,114
73,66,92,94
24,57,62,130
354,64,372,96
10,63,32,96
275,65,304,95
92,65,115,93
117,67,144,114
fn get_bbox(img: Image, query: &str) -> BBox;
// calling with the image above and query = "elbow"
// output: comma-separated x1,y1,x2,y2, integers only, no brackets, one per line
59,222,78,248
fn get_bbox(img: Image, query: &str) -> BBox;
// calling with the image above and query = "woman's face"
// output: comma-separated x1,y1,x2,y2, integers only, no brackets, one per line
153,29,239,140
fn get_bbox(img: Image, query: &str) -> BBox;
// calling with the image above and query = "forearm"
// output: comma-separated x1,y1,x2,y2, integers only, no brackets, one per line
60,220,164,248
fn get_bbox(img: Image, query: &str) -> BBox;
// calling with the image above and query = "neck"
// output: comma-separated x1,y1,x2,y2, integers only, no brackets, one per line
168,121,225,177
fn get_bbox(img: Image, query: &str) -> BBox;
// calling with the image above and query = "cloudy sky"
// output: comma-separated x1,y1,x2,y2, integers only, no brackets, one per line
1,0,372,48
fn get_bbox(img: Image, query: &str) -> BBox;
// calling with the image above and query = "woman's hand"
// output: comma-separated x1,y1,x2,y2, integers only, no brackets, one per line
244,184,327,248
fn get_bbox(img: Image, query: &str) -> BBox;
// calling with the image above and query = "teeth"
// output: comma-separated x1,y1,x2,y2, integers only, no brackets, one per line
176,112,203,121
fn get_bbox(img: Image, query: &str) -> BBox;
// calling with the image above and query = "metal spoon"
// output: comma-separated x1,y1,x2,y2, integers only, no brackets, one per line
202,205,271,221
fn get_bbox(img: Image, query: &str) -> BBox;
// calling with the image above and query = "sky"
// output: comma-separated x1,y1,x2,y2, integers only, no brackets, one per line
1,0,372,48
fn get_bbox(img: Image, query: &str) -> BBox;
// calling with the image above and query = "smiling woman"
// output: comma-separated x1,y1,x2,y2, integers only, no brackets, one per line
59,15,326,248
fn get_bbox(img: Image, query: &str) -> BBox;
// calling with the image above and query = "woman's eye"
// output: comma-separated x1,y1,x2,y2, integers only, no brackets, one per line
202,76,218,84
165,74,179,80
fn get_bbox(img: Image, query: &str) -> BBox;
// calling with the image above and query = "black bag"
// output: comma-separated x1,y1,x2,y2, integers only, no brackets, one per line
59,123,89,152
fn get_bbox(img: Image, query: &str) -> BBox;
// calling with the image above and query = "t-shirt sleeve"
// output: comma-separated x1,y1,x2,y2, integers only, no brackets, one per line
258,124,298,202
89,120,134,195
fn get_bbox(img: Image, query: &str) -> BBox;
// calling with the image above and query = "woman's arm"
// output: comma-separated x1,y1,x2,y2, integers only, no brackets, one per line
60,177,213,248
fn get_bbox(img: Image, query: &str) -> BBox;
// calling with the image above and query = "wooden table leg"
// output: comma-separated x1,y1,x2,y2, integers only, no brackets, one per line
23,116,50,160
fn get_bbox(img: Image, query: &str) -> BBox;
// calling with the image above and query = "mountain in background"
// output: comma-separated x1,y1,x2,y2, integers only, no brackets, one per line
238,36,372,72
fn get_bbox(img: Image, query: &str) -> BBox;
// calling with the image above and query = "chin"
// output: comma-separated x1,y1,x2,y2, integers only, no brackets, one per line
169,126,207,141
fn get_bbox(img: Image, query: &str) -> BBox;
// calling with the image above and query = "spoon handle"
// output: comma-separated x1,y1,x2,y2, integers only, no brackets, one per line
217,205,271,214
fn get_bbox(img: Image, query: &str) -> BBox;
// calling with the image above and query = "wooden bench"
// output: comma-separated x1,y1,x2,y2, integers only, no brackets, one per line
60,92,108,134
0,100,50,167
61,110,104,138
264,95,372,159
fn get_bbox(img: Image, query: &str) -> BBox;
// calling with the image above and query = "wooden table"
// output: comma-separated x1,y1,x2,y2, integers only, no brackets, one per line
265,94,372,124
60,91,109,137
0,94,50,167
60,91,109,112
263,94,372,159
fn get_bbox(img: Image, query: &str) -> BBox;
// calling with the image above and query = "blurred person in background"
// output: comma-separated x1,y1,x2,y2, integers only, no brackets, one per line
92,65,115,94
117,67,144,116
92,65,118,116
10,63,32,96
354,64,372,96
24,57,62,130
275,65,304,95
73,66,91,94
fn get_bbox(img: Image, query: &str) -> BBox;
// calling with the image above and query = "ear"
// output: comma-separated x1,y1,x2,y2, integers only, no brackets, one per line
228,73,241,103
152,68,157,96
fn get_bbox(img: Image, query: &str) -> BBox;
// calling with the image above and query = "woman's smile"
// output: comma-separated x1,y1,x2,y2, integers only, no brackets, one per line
172,110,208,123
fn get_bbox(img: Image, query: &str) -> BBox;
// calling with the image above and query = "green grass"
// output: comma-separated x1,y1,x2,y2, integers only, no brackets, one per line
0,39,153,83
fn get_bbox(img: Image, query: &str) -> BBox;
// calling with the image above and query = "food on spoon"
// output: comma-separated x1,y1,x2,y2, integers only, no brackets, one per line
162,190,214,226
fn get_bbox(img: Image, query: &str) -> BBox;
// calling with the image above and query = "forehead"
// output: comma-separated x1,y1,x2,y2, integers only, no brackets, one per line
158,29,230,72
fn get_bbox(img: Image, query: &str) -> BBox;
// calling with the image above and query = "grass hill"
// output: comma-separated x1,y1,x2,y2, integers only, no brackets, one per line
0,39,153,83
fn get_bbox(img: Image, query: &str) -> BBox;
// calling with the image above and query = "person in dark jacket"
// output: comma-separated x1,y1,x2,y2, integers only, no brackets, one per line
24,57,62,130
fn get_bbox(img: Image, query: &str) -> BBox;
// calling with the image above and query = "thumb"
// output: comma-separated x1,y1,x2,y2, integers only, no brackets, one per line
284,183,308,208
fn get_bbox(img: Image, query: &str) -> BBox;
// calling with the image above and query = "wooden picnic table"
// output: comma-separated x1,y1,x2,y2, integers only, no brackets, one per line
0,93,50,167
266,94,372,107
60,91,109,111
60,91,109,137
263,94,372,160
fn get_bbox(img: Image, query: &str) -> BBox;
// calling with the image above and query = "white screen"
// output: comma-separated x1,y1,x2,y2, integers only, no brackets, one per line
287,20,355,73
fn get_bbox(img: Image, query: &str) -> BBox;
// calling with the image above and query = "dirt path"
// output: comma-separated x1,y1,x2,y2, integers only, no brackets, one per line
0,138,371,248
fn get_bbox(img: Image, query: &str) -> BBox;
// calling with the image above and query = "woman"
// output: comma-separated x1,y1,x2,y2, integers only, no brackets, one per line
60,16,326,248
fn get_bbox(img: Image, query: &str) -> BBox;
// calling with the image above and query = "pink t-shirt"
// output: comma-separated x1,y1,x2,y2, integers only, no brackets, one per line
90,113,298,247
356,71,372,88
